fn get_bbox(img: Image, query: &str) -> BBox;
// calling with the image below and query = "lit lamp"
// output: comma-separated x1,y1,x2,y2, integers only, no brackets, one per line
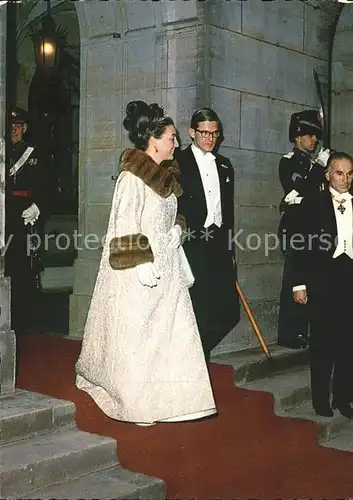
39,40,55,65
31,4,66,70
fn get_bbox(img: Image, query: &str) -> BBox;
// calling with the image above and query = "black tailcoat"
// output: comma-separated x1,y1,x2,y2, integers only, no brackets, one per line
292,190,353,349
176,145,240,354
291,190,353,408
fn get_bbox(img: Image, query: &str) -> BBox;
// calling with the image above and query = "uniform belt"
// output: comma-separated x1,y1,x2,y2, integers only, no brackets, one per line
11,190,32,197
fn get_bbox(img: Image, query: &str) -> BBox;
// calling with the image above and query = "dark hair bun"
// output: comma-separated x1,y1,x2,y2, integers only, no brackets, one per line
123,101,147,132
123,100,168,150
149,103,164,121
123,101,164,132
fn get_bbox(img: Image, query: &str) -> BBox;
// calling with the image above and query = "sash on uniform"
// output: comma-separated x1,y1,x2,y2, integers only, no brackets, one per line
9,146,34,176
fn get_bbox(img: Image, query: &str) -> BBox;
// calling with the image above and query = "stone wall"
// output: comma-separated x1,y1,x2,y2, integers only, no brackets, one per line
69,0,203,336
203,0,334,352
0,4,5,257
332,4,353,154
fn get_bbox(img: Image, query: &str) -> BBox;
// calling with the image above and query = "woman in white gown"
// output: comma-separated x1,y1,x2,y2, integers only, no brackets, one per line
75,101,216,425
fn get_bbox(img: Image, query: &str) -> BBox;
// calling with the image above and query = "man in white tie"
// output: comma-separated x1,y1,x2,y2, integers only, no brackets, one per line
292,152,353,419
176,108,240,361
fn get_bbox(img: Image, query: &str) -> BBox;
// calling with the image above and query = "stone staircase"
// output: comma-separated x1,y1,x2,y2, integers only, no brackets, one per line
0,390,166,499
212,344,353,453
0,273,165,500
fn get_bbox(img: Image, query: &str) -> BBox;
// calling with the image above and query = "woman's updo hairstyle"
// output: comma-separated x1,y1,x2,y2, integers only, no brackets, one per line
123,100,174,150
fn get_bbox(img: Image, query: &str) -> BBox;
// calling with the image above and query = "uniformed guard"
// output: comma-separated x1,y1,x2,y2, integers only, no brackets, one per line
277,110,330,349
5,107,48,333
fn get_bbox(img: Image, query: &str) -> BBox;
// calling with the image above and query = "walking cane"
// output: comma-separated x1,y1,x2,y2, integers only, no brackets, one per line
236,281,272,360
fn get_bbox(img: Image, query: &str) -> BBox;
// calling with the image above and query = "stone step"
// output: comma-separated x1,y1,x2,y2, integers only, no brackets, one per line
323,426,353,452
41,266,73,290
243,367,311,412
215,346,353,456
0,390,76,445
0,325,16,396
1,428,117,498
287,402,353,443
18,466,166,500
212,344,309,385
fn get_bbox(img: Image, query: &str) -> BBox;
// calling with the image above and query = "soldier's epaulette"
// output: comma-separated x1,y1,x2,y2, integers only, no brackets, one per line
283,151,294,159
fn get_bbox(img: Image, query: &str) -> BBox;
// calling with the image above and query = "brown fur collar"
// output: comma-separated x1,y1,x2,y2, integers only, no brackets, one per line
120,149,182,198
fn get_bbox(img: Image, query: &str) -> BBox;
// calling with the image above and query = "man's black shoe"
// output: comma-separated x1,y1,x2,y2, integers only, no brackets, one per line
314,407,333,417
278,335,308,350
332,403,353,419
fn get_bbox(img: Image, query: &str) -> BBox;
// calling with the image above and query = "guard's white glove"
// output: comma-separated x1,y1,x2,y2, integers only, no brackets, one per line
136,262,160,287
316,147,330,167
167,225,182,249
21,203,40,226
284,189,303,205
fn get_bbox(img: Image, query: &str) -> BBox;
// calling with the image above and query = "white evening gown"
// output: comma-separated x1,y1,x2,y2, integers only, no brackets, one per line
75,170,216,424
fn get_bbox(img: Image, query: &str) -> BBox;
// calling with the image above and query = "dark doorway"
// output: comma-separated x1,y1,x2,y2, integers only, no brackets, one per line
15,2,80,334
28,44,79,216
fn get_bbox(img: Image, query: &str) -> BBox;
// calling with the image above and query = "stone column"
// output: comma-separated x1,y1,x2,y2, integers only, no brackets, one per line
69,0,202,338
0,4,15,395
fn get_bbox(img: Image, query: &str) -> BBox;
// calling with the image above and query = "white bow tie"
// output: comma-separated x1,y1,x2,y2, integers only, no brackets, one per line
330,191,352,204
204,152,215,162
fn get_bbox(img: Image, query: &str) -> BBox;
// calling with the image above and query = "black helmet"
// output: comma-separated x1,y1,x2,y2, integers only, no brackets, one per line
288,110,322,142
10,107,28,124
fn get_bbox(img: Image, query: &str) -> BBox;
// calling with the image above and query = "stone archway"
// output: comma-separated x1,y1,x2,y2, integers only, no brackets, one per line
4,0,201,338
69,0,201,337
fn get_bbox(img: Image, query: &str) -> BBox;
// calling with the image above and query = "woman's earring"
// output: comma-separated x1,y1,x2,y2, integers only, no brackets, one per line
154,145,158,153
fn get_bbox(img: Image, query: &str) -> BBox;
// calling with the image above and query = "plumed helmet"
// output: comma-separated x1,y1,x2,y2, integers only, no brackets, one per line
288,110,323,142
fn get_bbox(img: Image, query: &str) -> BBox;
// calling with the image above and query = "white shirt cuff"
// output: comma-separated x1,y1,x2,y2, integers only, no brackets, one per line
293,285,306,291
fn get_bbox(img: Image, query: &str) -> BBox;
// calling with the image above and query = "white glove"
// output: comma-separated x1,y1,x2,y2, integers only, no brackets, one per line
167,225,182,249
316,147,330,167
284,189,303,205
21,203,40,226
136,262,160,287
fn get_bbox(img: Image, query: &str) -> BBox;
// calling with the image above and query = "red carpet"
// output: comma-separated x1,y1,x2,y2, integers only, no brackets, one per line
17,333,353,500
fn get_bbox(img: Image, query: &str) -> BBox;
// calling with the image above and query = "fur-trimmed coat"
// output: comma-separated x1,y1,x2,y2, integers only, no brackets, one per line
75,149,216,424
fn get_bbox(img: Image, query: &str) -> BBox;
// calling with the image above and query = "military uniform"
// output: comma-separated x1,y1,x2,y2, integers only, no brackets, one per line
5,108,48,332
277,110,327,349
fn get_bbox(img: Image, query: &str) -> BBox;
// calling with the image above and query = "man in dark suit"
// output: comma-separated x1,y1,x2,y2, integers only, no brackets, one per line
176,108,240,361
292,152,353,419
277,110,330,349
5,107,49,334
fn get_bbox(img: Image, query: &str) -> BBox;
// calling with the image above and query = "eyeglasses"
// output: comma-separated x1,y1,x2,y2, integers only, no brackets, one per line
195,129,220,139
